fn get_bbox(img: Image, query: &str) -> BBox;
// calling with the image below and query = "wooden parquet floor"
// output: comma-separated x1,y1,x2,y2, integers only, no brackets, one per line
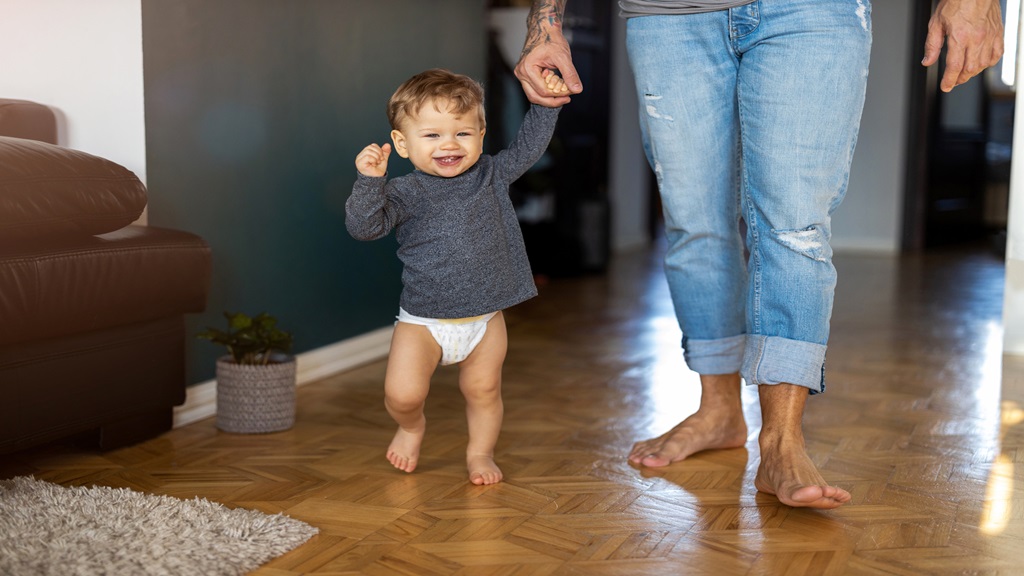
3,242,1024,575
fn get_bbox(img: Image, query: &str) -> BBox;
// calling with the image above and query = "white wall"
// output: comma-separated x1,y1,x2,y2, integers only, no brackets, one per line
831,0,912,254
0,0,146,186
1003,0,1024,354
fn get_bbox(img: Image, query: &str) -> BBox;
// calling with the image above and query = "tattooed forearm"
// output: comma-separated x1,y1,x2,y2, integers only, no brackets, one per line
521,0,567,58
527,0,566,28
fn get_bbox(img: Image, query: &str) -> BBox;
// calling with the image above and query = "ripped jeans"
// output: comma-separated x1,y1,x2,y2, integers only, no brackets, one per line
626,0,872,393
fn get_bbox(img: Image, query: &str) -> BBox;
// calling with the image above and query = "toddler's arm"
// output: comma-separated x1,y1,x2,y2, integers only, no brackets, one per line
493,104,561,184
346,143,404,241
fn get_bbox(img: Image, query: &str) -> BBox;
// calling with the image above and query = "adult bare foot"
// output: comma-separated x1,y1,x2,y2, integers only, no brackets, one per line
629,410,747,467
386,425,424,473
629,373,747,467
755,383,850,509
467,454,503,485
753,440,850,509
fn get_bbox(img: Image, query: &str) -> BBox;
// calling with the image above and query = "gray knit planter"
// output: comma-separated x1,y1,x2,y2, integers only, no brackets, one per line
215,354,297,433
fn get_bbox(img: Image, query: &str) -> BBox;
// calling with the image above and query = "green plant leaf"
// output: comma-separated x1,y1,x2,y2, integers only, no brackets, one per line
196,311,294,365
227,312,254,330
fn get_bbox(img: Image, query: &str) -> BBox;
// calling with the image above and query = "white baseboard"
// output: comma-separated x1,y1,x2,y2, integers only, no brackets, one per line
172,325,393,429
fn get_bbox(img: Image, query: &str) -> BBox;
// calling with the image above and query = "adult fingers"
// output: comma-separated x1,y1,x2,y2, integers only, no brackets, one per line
940,37,966,92
922,19,946,67
551,53,583,94
514,57,551,99
520,76,572,107
951,33,1002,89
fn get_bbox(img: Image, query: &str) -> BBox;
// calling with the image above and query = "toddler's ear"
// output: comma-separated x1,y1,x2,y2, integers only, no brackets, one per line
390,130,410,158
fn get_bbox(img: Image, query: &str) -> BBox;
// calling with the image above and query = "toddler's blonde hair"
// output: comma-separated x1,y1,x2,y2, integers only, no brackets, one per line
387,69,486,131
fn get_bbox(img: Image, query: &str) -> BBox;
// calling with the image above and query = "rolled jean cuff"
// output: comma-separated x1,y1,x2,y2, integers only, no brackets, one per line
741,335,827,394
682,334,745,375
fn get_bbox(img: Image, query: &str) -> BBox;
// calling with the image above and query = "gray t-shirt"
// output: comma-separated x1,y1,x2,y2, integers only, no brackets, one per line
346,104,560,319
619,0,756,17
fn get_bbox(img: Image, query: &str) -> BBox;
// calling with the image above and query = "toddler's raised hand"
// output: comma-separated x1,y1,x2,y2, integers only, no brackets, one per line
356,143,391,177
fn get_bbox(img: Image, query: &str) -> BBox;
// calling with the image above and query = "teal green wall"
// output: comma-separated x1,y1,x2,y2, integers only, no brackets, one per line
141,1,487,383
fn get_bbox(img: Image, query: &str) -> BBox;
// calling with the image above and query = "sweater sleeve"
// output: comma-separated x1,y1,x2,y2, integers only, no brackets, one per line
345,173,405,241
493,104,561,184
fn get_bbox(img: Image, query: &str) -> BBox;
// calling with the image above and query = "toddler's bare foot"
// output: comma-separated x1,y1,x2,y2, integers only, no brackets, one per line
629,407,747,467
387,426,424,473
754,437,850,509
467,454,503,485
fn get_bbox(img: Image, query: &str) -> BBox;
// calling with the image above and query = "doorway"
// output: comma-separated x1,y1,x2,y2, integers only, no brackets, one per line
903,0,1017,253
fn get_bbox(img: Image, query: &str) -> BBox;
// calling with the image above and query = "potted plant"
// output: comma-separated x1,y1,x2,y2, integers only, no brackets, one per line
197,311,297,433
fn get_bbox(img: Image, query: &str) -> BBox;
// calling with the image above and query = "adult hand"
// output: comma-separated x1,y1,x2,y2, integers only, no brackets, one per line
514,1,583,107
922,0,1004,92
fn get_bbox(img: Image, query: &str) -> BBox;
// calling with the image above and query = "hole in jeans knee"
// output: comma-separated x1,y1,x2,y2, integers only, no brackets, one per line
773,225,832,262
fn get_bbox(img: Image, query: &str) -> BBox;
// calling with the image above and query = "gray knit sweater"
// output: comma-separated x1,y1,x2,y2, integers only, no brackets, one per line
346,104,560,319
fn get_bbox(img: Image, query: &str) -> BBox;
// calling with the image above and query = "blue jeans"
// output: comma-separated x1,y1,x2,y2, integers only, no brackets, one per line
626,0,872,393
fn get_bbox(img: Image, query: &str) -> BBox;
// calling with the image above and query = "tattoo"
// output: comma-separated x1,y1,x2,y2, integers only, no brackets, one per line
520,0,566,59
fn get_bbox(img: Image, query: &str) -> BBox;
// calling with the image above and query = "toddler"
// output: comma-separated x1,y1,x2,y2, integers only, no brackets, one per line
346,68,566,485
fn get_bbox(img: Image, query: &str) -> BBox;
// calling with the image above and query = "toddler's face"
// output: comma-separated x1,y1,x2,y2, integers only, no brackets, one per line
391,100,485,178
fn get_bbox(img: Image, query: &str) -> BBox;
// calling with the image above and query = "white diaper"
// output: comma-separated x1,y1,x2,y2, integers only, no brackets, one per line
397,308,497,365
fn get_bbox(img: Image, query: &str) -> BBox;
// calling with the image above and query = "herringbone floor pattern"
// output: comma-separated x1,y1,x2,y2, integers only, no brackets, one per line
3,242,1023,575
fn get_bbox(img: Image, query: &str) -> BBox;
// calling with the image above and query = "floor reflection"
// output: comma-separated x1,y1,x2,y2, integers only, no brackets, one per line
981,400,1024,536
640,316,702,434
977,321,1004,423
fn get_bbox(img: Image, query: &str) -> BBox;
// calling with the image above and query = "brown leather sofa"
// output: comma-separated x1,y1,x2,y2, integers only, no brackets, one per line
0,99,212,454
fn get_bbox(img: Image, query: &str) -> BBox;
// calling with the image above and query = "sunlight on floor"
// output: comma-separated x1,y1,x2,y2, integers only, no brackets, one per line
980,400,1024,535
978,321,1006,423
978,315,1023,536
642,315,702,433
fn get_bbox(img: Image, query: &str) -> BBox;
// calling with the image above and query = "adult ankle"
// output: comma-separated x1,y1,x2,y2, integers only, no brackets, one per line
757,425,805,451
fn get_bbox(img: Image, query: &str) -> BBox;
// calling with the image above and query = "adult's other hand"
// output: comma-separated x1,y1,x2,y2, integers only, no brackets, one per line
922,0,1004,92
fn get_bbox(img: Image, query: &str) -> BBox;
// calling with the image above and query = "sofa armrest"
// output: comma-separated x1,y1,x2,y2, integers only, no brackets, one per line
0,136,147,240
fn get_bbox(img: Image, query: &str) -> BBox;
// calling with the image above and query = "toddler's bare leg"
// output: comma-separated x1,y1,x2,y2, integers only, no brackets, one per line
458,312,508,485
383,322,441,473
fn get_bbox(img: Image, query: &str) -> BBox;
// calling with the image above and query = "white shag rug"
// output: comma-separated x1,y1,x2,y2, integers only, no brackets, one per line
0,476,318,576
